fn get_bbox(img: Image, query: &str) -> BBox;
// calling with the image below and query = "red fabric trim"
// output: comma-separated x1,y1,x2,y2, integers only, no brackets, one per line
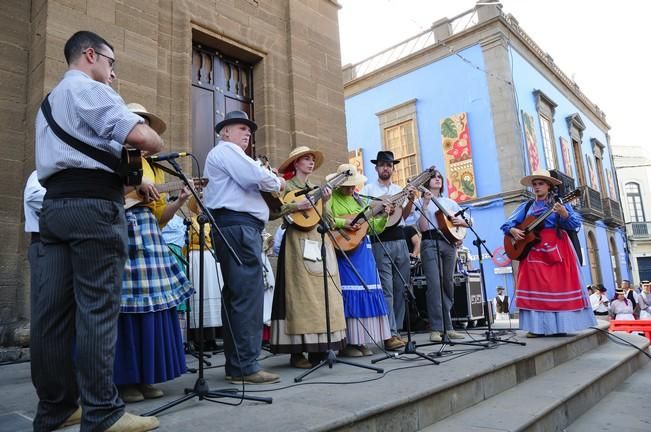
515,229,587,312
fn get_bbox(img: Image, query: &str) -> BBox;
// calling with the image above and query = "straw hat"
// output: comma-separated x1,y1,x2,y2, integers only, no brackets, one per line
520,169,561,187
127,103,166,135
615,287,625,295
326,163,366,188
277,146,324,174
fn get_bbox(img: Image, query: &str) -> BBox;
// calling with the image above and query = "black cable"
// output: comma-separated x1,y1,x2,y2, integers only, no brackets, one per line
590,326,651,359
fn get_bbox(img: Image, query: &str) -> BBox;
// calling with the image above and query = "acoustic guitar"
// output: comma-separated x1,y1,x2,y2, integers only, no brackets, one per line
330,167,436,252
124,177,208,209
419,186,468,243
503,187,583,260
368,166,437,227
282,169,353,231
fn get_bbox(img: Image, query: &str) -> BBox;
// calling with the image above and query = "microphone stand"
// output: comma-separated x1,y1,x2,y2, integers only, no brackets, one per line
365,211,439,365
412,201,488,357
294,195,383,382
456,210,526,347
144,159,270,417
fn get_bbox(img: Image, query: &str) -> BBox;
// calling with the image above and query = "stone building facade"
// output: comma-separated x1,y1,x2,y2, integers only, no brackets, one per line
0,0,348,342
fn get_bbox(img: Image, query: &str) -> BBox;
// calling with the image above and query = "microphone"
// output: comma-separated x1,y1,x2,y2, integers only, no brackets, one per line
294,185,318,197
454,207,469,218
146,152,190,162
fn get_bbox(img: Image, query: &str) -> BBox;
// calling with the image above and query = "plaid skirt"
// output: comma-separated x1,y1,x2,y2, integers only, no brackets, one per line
121,207,194,313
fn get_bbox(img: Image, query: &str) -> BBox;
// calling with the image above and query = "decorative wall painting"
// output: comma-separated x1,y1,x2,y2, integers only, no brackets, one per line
440,112,477,202
521,111,540,172
606,168,617,199
585,154,597,190
348,148,364,176
559,137,573,177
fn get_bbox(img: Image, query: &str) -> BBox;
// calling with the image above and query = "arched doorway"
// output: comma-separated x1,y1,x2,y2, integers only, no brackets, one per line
587,231,602,284
608,235,621,285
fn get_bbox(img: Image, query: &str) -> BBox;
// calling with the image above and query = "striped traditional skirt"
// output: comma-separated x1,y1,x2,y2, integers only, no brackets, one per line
337,237,391,345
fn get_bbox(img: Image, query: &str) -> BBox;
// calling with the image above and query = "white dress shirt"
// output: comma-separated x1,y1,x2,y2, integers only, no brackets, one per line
590,292,609,313
416,196,461,230
361,181,412,226
24,170,46,233
203,140,281,222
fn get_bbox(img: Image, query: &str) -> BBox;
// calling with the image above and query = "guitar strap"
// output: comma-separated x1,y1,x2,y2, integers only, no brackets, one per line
40,94,122,173
523,199,583,265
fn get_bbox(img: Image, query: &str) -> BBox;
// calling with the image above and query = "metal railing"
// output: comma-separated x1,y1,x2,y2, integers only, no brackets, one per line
627,222,651,239
602,197,624,226
577,186,604,221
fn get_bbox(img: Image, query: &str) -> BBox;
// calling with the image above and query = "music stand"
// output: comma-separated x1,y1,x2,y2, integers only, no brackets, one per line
294,191,384,382
144,159,271,417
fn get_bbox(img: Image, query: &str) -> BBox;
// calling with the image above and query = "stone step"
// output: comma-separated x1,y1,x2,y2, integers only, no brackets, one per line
566,361,651,432
419,332,650,432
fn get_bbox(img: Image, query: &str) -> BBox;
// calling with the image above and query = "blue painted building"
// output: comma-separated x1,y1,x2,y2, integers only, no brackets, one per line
342,3,629,303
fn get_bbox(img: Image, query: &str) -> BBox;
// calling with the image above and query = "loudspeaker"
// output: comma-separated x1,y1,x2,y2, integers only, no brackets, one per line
451,273,485,321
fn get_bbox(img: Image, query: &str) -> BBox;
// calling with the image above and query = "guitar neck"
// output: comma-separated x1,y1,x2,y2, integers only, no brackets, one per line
155,181,186,194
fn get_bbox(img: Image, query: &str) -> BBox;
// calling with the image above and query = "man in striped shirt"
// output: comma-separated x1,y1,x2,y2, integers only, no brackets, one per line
32,31,162,432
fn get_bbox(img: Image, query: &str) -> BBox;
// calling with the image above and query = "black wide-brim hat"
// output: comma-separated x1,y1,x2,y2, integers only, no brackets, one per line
370,150,400,165
215,110,257,134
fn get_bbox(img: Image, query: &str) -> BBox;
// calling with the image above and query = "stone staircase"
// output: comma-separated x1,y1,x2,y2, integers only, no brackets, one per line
413,327,649,432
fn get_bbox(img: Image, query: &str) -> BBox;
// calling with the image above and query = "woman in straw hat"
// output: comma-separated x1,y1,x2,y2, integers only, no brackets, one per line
268,146,347,368
113,103,194,402
500,169,595,337
327,164,392,357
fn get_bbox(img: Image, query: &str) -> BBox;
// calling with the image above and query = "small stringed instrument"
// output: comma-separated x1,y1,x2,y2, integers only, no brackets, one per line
503,187,583,260
369,166,437,227
418,185,468,243
124,178,208,209
330,167,436,252
283,169,353,231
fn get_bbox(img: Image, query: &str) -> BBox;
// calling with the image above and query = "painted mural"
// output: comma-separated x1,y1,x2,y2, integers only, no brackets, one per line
586,154,597,190
521,111,540,172
348,148,364,176
559,137,573,177
440,112,477,202
606,168,616,199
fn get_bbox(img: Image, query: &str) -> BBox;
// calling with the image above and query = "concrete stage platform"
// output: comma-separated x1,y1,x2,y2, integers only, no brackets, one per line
1,320,648,432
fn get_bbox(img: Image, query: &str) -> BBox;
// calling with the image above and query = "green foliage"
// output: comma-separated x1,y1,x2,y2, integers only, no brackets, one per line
441,118,458,139
461,177,475,196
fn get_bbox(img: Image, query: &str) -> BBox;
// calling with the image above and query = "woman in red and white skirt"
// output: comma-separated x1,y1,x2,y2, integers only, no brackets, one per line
501,169,596,337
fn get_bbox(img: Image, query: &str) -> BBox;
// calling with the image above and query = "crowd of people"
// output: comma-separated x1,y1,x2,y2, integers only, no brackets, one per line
24,30,642,431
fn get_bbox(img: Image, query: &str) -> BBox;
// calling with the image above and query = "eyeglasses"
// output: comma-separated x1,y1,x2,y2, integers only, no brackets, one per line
85,49,116,68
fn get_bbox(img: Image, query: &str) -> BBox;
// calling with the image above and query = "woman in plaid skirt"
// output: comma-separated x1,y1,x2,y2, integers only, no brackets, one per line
113,104,194,402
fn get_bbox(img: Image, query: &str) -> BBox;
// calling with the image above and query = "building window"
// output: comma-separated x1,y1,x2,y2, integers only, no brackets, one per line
625,182,646,222
534,90,558,170
383,120,419,186
376,99,421,187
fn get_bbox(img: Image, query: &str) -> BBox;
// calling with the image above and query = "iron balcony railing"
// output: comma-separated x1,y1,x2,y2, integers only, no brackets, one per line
577,186,604,221
602,197,624,226
627,222,651,239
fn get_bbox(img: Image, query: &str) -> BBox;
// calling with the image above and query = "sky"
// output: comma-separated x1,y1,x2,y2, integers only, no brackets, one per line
338,0,651,156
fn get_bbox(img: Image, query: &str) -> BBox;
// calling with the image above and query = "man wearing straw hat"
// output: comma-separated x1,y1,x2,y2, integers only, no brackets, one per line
203,110,285,384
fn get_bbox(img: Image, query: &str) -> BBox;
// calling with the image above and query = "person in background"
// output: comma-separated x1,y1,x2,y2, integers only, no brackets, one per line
32,30,162,431
590,285,610,319
404,224,421,260
637,281,651,319
609,287,635,320
621,280,640,316
494,286,509,321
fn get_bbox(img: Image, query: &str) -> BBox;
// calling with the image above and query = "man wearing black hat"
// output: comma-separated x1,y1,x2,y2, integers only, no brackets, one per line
360,151,416,350
202,110,285,384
